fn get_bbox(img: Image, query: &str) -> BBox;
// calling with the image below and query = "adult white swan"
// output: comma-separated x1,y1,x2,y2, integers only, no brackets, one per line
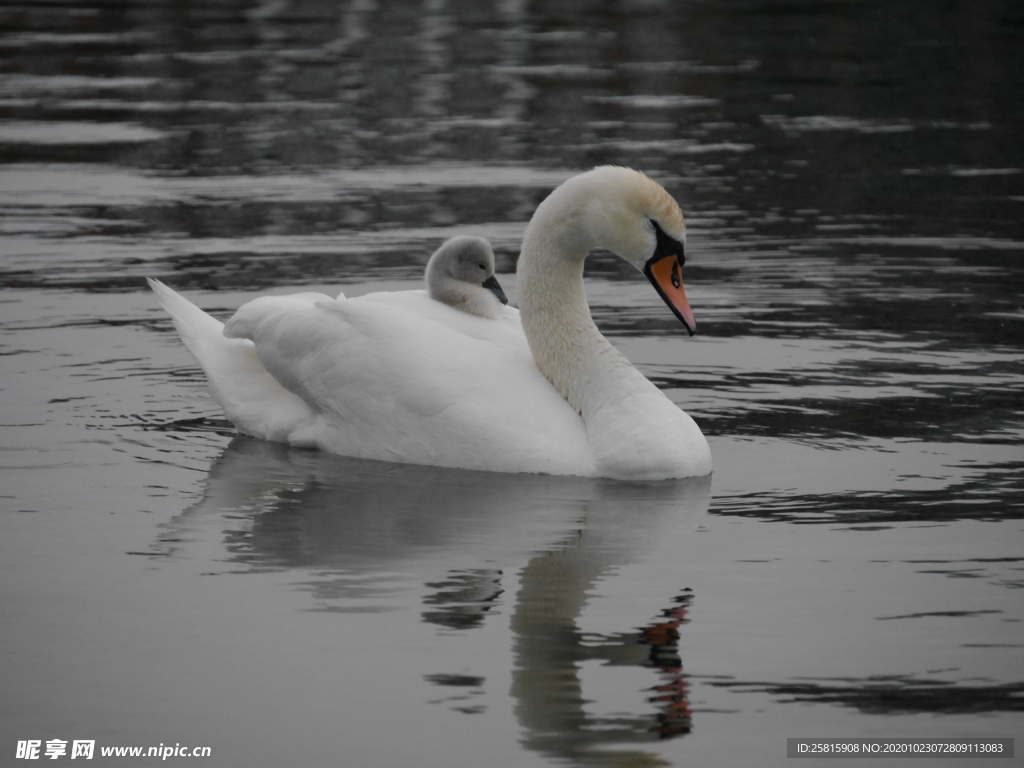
149,166,712,480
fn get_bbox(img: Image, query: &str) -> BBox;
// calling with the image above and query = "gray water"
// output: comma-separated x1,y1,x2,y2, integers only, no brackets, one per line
1,1,1022,766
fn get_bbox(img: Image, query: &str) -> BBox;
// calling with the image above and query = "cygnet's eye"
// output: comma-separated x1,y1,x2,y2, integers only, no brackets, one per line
478,264,486,270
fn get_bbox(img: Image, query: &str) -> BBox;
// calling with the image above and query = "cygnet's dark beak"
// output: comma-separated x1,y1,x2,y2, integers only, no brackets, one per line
483,275,508,305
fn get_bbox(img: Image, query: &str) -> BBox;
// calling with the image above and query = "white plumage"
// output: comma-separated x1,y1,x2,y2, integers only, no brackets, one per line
150,166,712,480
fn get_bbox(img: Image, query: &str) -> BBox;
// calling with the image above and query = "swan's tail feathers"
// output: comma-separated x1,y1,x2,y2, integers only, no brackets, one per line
147,278,229,365
147,278,315,442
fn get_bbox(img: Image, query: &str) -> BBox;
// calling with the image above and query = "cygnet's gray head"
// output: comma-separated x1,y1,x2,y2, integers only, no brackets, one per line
425,236,508,319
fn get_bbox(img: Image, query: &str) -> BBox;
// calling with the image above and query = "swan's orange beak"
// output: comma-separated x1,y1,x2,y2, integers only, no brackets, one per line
644,253,696,336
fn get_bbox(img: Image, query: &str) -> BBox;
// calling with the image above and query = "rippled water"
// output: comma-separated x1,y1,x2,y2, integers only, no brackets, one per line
2,1,1022,766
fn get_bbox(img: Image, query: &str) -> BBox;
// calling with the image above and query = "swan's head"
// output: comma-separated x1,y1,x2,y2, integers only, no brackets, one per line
425,235,508,318
578,166,695,336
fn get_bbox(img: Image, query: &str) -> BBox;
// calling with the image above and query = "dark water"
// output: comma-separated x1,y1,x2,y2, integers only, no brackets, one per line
1,1,1022,766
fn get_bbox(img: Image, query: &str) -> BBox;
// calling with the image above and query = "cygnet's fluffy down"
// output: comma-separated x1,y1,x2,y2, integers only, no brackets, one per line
425,235,508,319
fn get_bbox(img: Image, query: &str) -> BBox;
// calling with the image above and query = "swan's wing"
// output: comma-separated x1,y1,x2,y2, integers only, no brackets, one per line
354,289,525,345
223,291,594,474
148,279,316,442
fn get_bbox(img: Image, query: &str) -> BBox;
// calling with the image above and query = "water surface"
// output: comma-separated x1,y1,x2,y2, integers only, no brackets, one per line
1,1,1022,766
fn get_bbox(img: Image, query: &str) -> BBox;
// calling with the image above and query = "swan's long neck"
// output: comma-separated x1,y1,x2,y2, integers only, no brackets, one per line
517,185,637,419
516,167,712,479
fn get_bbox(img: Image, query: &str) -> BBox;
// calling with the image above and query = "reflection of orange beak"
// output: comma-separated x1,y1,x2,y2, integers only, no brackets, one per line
644,253,696,336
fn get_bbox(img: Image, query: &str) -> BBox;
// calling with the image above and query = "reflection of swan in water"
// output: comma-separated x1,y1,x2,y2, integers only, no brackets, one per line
514,545,697,767
160,437,711,765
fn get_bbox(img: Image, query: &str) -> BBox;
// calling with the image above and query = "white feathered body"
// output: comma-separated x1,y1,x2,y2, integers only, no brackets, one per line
151,281,597,476
149,166,713,480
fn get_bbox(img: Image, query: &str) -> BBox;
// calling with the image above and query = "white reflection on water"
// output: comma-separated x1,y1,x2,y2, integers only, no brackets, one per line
162,438,710,572
159,438,712,765
0,121,167,145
